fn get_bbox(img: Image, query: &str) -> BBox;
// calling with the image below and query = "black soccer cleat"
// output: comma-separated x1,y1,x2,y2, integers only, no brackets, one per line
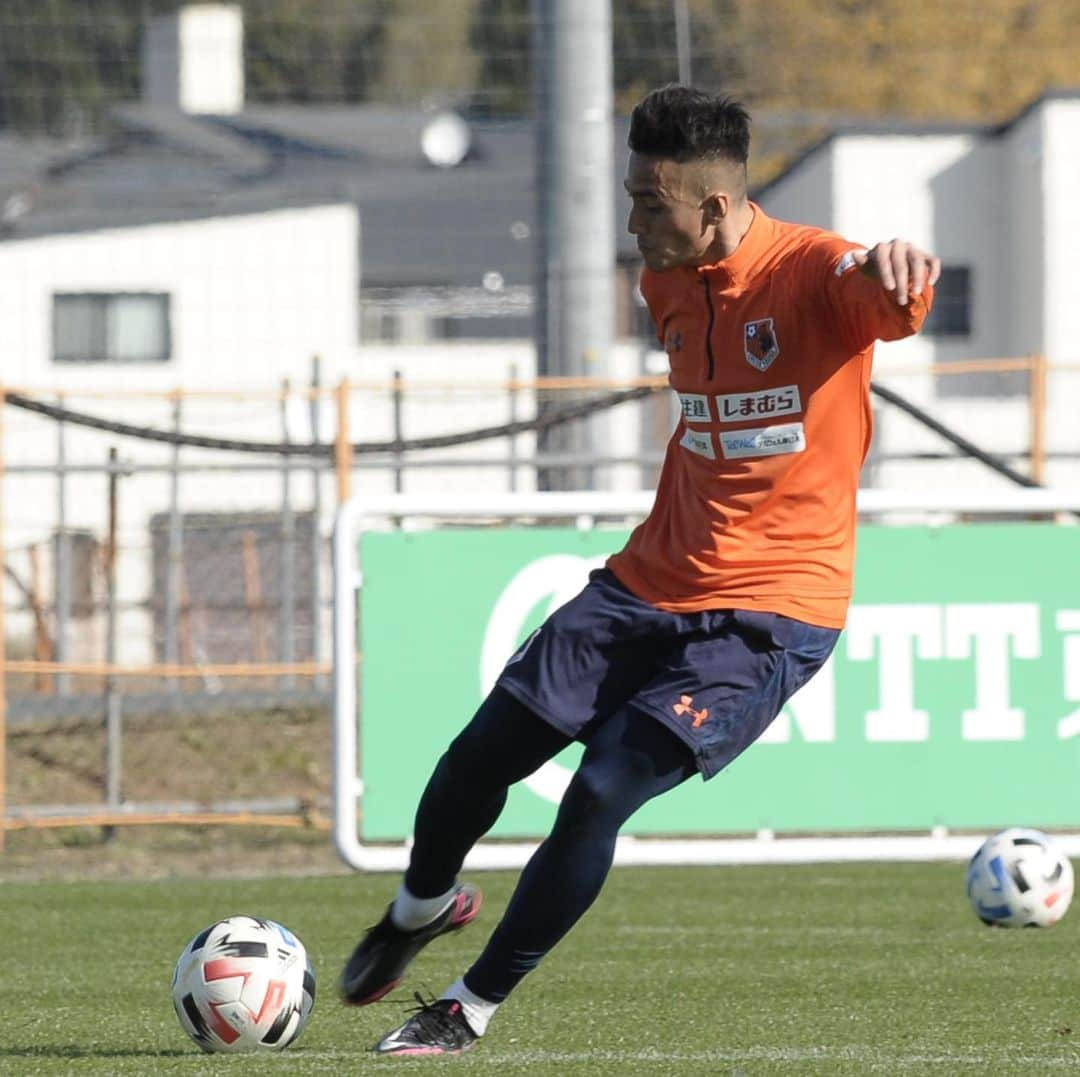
373,994,478,1056
339,883,482,1006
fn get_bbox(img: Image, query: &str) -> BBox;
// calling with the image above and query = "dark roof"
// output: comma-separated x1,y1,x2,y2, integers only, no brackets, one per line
6,88,1075,284
0,104,640,288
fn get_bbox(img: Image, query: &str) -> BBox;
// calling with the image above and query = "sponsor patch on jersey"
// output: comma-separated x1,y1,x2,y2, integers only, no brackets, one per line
679,426,715,460
716,385,802,423
834,249,865,277
719,422,806,460
677,392,711,423
744,318,780,371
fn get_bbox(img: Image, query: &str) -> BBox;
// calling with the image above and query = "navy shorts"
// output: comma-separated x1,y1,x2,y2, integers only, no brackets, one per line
496,568,839,779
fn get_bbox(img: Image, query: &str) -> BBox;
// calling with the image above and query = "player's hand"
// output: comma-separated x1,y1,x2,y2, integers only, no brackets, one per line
853,240,941,306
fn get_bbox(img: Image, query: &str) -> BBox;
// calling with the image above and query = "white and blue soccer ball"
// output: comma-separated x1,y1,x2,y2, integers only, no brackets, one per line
966,828,1074,928
172,915,316,1052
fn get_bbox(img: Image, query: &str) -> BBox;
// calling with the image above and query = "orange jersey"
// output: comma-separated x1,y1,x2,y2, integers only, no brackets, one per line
607,205,933,629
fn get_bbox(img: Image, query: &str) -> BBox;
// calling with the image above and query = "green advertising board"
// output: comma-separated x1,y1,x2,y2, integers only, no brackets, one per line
359,525,1080,840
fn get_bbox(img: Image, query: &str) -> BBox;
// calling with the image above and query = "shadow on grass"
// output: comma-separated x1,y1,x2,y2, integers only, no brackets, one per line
0,1046,193,1059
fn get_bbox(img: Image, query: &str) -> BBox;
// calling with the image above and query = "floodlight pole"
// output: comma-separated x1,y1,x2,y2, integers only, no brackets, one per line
532,0,615,490
674,0,692,84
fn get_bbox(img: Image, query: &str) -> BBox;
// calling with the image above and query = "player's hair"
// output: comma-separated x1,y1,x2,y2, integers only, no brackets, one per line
629,85,751,168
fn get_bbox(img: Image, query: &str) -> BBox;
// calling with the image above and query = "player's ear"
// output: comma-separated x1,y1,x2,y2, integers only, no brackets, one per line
702,191,728,224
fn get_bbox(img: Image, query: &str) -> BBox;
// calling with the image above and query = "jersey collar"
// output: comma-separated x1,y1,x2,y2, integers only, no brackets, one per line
692,202,769,287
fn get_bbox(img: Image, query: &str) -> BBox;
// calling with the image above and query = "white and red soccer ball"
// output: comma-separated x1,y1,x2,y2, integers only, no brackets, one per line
966,828,1075,928
172,915,315,1052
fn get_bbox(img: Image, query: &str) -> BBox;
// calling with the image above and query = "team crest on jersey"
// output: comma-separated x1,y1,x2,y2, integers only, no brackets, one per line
744,318,779,372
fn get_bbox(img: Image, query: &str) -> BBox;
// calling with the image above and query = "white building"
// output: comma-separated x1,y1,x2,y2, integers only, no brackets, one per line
756,90,1080,491
1,203,359,392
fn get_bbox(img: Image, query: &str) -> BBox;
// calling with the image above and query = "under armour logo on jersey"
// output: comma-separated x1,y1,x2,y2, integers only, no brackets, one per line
744,318,780,372
673,694,710,727
664,330,683,353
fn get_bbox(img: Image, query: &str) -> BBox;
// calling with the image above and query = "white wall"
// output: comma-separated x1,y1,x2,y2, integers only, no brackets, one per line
0,203,359,662
831,134,1006,364
143,4,245,115
0,203,358,391
756,140,833,230
1002,104,1046,357
0,202,360,548
759,108,1080,494
1,334,656,663
1041,98,1080,364
336,340,653,498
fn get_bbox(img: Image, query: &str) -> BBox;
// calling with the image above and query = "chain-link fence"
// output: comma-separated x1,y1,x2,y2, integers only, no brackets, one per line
0,371,672,833
2,384,331,834
3,358,1077,839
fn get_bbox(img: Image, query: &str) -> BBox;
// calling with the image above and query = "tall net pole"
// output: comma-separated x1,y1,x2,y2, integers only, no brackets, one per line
532,0,615,490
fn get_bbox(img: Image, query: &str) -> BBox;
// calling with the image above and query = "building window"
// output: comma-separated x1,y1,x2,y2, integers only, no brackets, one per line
53,292,171,363
922,266,971,337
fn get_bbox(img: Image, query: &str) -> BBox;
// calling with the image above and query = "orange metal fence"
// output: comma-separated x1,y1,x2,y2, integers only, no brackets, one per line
1,356,1074,844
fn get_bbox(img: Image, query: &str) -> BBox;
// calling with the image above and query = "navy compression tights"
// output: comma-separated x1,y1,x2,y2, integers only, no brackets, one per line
404,686,698,1002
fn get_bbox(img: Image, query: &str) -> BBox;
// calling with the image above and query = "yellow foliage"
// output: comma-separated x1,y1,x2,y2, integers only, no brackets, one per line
377,0,483,104
734,0,1080,122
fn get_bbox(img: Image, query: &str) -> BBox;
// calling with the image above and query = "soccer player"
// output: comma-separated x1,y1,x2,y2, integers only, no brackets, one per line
341,84,939,1055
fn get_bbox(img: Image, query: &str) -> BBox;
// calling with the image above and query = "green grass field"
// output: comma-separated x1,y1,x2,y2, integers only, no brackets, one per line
3,861,1079,1076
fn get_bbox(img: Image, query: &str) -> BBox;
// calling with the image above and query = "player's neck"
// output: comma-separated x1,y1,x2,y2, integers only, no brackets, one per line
700,201,755,265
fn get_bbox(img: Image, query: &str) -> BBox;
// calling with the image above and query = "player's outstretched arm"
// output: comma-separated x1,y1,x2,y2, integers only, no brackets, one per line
852,240,941,307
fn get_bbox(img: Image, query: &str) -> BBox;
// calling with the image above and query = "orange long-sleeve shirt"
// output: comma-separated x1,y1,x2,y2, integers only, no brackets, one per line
607,205,933,629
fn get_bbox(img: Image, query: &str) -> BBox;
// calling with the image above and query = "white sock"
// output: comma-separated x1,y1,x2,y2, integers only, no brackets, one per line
442,977,499,1036
390,883,457,931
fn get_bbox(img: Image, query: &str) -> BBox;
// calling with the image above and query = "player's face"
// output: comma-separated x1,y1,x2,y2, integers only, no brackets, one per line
625,153,718,271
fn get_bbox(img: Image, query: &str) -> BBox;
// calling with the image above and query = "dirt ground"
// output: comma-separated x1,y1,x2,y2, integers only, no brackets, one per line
0,822,352,882
2,704,356,882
